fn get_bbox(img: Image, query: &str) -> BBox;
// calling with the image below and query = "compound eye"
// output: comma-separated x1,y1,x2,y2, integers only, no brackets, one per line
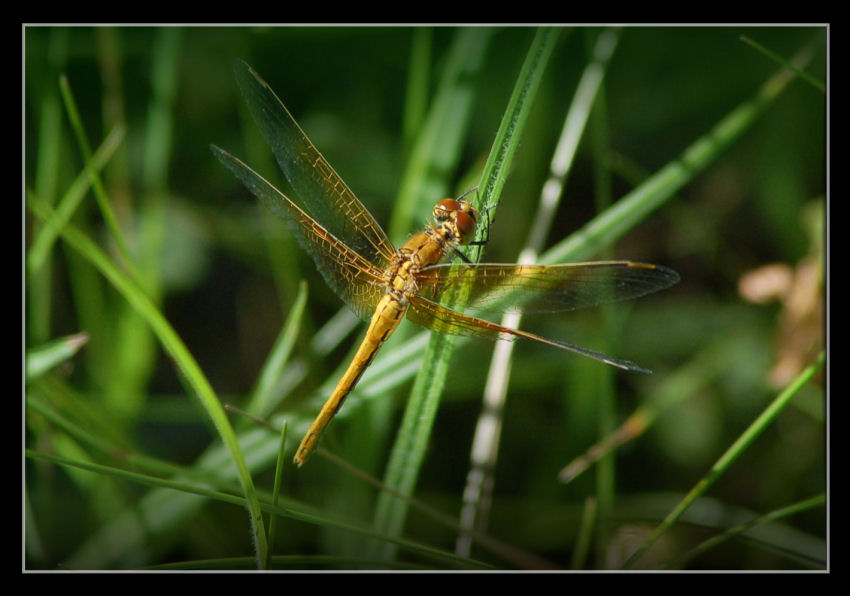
458,199,479,223
455,211,477,242
434,199,460,221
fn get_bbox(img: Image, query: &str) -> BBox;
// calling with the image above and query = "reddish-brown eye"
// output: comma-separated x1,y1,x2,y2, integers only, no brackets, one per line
458,200,478,221
455,211,477,240
434,199,459,220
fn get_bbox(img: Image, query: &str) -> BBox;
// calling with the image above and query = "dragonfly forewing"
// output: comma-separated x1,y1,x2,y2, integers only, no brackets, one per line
212,146,387,320
233,59,396,268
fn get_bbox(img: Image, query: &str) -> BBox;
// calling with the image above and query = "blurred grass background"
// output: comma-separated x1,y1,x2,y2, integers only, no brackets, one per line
24,25,826,570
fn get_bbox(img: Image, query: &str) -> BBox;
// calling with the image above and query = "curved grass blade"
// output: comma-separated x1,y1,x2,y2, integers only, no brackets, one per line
26,200,269,569
659,493,826,569
621,351,825,569
58,75,136,276
27,123,126,275
25,449,492,570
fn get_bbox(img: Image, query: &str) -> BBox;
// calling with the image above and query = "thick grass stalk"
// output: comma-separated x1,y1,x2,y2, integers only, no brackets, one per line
456,27,618,558
371,27,560,561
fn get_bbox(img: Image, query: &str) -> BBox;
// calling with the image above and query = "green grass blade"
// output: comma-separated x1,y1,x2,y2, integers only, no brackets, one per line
27,29,68,346
570,497,599,570
142,28,180,192
457,28,616,557
475,27,562,229
265,420,288,569
136,27,180,299
25,333,89,381
59,75,136,276
371,27,560,561
308,31,820,483
27,124,126,275
245,281,309,419
542,40,821,267
24,28,823,570
621,351,825,569
659,493,826,569
30,28,68,213
26,448,491,570
558,334,758,484
388,27,494,243
27,200,269,569
584,29,622,564
401,28,432,153
740,34,825,92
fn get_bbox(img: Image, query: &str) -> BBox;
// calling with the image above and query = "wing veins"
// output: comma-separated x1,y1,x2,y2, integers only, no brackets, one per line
406,295,650,373
234,60,396,266
212,146,386,319
414,261,680,314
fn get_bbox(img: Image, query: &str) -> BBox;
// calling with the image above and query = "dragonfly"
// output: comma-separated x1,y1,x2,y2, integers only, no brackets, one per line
212,60,680,467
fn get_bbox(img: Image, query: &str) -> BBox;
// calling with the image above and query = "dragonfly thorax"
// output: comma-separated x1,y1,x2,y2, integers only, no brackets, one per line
394,198,479,287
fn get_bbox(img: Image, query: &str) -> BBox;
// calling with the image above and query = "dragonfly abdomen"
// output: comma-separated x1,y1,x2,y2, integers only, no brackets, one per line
294,292,406,466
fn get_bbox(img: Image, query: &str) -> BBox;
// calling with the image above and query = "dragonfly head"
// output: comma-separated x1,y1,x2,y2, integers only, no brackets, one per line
433,198,479,245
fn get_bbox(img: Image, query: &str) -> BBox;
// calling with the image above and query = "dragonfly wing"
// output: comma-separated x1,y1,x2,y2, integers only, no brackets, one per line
213,146,386,320
414,261,679,314
406,295,651,373
233,59,396,267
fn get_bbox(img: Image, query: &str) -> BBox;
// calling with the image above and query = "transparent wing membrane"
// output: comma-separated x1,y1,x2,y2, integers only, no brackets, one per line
406,295,651,373
212,146,386,320
415,261,680,314
233,59,395,267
